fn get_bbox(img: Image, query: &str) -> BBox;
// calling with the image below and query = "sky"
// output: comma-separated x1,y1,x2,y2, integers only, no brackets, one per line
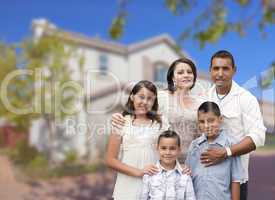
0,0,274,101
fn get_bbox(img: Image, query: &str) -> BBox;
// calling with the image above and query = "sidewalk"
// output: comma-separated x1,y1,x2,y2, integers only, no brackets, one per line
0,155,29,200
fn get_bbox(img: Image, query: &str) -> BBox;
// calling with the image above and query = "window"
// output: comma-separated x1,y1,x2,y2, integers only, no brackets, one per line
154,63,167,83
99,54,108,75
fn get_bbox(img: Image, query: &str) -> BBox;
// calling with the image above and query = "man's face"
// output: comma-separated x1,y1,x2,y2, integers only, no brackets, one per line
210,57,236,91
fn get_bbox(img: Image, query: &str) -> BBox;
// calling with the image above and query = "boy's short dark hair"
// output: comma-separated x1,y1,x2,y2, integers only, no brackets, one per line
157,130,181,147
198,101,221,117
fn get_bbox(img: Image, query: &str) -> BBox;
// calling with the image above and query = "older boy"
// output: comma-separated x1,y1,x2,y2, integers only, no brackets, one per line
186,101,244,200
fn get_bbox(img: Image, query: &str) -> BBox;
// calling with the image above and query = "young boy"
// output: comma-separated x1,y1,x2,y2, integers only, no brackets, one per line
140,130,196,200
185,101,244,200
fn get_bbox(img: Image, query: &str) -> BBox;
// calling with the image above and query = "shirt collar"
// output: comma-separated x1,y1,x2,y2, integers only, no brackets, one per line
156,160,183,175
209,80,241,97
197,131,226,147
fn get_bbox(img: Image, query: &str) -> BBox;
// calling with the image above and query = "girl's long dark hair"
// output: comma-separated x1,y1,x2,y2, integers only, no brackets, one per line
122,80,162,126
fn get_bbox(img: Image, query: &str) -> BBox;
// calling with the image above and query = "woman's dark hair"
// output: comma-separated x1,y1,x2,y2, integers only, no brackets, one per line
122,80,162,125
167,58,197,93
157,130,181,147
198,101,221,117
210,50,235,69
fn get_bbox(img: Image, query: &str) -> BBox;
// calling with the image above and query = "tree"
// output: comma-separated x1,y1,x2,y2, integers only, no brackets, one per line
110,0,275,47
0,34,84,161
109,0,275,86
0,43,34,131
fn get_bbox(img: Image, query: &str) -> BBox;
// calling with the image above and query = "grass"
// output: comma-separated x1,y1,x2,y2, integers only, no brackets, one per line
20,160,106,180
1,139,106,180
255,133,275,154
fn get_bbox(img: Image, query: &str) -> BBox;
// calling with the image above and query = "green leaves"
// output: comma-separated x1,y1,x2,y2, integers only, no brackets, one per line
165,0,194,15
110,0,275,47
0,34,84,131
235,0,250,6
260,61,275,89
194,6,227,48
109,15,126,40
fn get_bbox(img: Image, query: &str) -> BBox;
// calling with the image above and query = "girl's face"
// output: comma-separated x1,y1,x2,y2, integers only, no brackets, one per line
130,87,156,116
173,63,194,90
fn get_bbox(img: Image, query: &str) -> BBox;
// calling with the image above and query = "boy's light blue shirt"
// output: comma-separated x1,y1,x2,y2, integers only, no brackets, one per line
185,131,244,200
140,160,196,200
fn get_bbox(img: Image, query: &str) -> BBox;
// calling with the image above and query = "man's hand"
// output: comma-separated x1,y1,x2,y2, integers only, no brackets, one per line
200,147,227,167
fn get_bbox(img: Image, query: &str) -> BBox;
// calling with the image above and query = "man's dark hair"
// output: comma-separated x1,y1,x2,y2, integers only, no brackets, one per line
210,50,235,69
157,130,181,147
198,101,221,117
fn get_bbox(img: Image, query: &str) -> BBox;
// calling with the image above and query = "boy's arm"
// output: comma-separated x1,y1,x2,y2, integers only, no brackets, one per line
140,175,150,200
185,176,196,200
231,182,240,200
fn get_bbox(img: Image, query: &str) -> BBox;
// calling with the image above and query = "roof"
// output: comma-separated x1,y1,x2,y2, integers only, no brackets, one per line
31,18,187,57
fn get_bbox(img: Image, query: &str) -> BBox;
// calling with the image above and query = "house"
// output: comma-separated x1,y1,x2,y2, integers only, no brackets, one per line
29,19,274,161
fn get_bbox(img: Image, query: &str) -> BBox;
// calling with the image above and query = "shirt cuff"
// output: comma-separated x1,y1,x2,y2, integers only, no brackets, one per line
247,131,266,148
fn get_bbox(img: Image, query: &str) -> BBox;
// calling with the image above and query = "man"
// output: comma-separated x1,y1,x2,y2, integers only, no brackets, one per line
200,50,266,200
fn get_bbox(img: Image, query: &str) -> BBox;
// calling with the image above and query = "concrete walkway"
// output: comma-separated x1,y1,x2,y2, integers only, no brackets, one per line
0,155,29,200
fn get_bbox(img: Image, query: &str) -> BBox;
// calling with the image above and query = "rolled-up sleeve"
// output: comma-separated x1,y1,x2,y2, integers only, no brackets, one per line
241,94,266,147
231,155,245,183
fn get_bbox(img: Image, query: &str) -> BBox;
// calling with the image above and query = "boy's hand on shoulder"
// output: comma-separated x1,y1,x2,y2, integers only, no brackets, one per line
200,147,227,167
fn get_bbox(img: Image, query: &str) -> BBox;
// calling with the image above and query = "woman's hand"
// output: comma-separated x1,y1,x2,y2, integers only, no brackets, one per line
111,113,126,130
142,164,159,176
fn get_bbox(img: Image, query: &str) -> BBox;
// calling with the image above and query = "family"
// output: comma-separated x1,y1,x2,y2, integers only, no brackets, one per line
105,50,266,200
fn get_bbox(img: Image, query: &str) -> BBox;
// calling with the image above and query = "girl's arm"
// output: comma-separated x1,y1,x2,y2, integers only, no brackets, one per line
231,182,240,200
105,133,143,177
105,132,159,177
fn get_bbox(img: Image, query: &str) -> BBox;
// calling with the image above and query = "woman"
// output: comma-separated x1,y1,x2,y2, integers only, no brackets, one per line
157,58,203,162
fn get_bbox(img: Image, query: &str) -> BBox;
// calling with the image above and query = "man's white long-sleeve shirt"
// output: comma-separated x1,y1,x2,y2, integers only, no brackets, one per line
207,80,266,182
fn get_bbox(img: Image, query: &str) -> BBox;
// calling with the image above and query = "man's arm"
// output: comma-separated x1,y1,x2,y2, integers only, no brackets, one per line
230,136,256,156
200,136,256,166
201,93,266,166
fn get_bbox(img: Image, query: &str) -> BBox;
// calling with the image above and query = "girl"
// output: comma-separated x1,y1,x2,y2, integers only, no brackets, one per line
106,80,168,200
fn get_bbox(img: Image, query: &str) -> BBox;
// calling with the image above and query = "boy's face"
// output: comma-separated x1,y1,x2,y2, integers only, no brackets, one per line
157,137,181,169
198,111,222,141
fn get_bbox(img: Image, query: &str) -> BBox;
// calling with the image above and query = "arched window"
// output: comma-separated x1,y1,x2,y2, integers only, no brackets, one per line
99,54,108,75
154,62,167,83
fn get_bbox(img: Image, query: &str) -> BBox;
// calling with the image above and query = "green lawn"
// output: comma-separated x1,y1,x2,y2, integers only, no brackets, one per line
256,133,275,154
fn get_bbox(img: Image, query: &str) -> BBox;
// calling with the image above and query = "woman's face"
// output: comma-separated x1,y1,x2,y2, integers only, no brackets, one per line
172,62,194,90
